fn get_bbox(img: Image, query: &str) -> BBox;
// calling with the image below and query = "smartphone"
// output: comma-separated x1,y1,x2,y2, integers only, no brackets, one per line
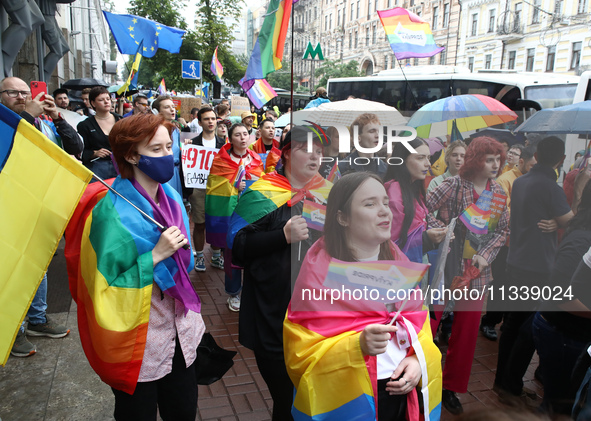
274,128,282,142
30,81,47,101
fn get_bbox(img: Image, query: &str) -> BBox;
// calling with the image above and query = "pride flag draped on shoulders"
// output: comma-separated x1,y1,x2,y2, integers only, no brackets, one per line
284,238,442,421
378,8,444,60
227,172,332,249
205,144,264,248
0,103,92,365
64,177,199,394
249,137,281,173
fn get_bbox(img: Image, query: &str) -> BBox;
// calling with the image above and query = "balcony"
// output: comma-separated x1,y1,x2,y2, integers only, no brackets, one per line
294,22,305,32
497,21,524,41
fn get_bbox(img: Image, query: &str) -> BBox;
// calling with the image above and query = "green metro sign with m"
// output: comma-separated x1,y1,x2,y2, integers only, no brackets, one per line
302,42,324,60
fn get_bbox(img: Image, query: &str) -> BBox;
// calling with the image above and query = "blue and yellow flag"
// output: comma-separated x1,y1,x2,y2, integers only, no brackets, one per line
103,11,185,58
0,104,92,365
118,41,143,96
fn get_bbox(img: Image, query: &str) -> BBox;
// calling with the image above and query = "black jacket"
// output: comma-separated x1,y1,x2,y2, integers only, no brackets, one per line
77,113,122,165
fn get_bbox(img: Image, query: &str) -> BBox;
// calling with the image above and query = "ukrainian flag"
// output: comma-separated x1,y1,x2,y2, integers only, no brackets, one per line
0,103,92,365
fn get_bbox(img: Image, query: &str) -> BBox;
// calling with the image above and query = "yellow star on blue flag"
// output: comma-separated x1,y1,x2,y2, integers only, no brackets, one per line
103,11,185,58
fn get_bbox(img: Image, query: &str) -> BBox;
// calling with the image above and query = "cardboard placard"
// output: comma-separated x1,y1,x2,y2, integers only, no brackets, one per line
173,97,202,122
230,95,250,117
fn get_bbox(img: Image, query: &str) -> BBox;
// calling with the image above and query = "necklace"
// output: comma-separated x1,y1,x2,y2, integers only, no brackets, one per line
230,149,248,159
95,114,112,120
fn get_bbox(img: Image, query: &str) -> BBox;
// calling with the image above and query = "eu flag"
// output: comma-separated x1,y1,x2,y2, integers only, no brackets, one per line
103,11,185,58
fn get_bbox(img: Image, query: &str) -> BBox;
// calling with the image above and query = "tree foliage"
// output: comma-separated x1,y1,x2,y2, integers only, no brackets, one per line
314,60,363,89
123,0,245,94
266,60,292,91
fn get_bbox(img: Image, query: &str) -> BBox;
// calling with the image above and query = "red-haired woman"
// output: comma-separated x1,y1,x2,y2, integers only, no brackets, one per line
426,137,509,414
69,113,204,420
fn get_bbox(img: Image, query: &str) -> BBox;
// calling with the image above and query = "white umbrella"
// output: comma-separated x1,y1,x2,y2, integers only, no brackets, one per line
275,99,407,128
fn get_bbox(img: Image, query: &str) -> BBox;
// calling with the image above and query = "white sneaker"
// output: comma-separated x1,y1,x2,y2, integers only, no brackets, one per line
227,295,240,312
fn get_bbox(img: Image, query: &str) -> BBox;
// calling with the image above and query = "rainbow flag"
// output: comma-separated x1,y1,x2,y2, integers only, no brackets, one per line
325,258,429,302
459,190,493,235
239,77,278,109
157,78,166,95
302,200,326,231
243,0,292,81
0,103,92,365
227,173,332,249
327,162,341,182
64,178,197,393
378,8,445,60
206,144,263,248
285,239,442,421
210,46,224,81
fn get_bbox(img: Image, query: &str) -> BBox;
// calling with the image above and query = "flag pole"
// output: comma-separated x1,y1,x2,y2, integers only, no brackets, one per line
394,56,419,110
290,0,294,125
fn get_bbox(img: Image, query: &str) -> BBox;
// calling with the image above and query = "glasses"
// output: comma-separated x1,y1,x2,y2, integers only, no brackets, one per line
1,90,30,98
137,102,149,107
507,150,521,157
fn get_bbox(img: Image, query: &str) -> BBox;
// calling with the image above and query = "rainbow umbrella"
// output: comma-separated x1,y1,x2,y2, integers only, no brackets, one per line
408,94,518,138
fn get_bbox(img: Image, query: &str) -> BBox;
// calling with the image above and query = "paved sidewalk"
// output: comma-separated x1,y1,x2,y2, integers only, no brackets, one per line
0,246,542,420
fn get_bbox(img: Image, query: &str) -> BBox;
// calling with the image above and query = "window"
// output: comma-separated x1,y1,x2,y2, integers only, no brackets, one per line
355,30,358,48
357,1,360,18
351,3,354,21
388,0,392,6
429,55,435,65
375,0,379,12
325,15,328,31
508,51,516,69
578,0,588,13
338,10,341,26
372,24,377,44
440,48,447,65
485,54,492,69
532,0,541,23
514,3,522,28
433,6,439,30
368,0,372,15
443,4,450,28
471,13,478,36
329,13,332,29
571,41,582,70
554,0,562,15
488,9,496,32
546,46,556,72
349,31,352,49
366,27,370,46
526,48,535,71
414,58,419,66
468,57,474,72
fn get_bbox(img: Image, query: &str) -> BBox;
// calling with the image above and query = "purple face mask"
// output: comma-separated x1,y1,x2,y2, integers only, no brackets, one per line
137,154,174,184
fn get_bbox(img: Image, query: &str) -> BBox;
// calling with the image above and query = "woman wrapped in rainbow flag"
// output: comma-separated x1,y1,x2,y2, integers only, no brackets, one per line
284,172,442,421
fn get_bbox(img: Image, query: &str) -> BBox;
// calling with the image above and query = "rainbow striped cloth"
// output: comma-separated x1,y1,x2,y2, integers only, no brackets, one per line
243,0,291,81
285,238,442,421
302,200,326,231
205,144,263,248
249,138,281,173
239,78,278,109
378,8,445,60
227,172,332,249
64,177,198,394
459,190,493,235
210,46,224,81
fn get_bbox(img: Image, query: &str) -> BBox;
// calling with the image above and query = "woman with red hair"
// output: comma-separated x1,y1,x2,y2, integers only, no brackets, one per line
426,136,510,415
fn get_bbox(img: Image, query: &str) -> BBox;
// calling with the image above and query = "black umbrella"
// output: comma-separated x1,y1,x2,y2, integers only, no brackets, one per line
515,100,591,135
61,78,110,90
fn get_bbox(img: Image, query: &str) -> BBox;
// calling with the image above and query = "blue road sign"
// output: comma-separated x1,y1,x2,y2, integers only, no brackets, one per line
182,60,201,80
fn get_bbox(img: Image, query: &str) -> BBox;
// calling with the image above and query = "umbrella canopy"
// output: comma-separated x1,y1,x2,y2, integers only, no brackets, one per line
294,98,407,127
108,84,139,98
515,100,591,135
408,94,518,138
61,78,109,90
